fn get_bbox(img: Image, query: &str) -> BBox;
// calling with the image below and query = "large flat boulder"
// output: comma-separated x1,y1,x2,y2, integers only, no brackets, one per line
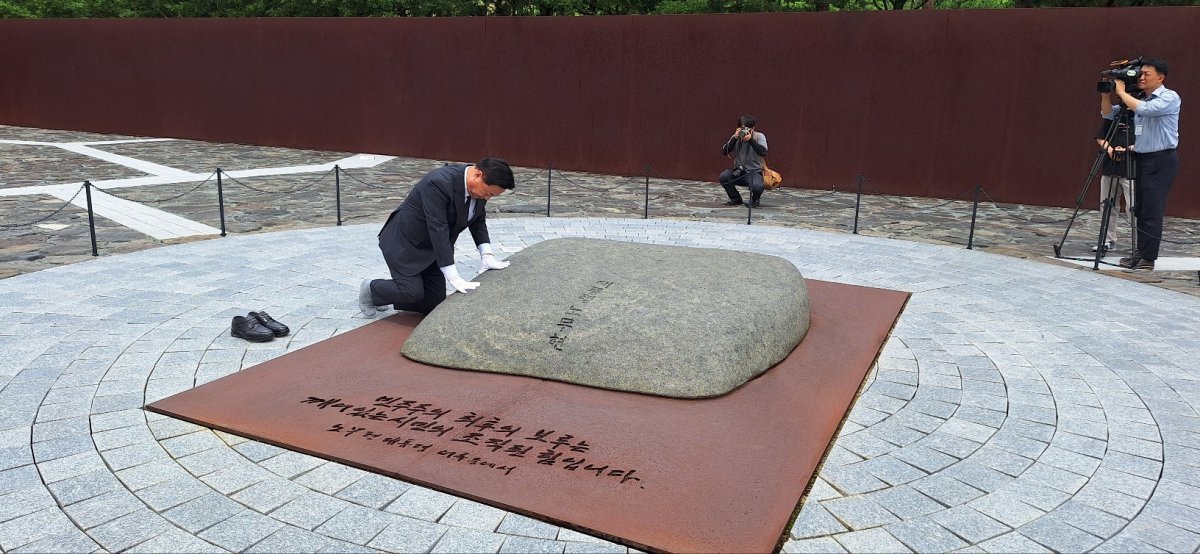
401,238,810,398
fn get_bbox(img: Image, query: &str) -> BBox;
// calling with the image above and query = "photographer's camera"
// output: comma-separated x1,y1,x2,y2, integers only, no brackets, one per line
736,127,751,139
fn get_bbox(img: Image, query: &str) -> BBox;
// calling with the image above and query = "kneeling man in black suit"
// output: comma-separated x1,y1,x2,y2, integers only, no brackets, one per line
359,158,515,316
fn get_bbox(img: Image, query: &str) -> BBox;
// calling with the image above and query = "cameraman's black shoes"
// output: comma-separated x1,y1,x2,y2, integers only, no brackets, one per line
232,316,275,342
751,200,761,208
1118,256,1154,270
723,199,744,206
249,311,289,337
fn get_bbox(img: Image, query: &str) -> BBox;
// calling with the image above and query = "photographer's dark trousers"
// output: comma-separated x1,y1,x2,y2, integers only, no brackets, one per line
719,168,764,205
1132,148,1179,261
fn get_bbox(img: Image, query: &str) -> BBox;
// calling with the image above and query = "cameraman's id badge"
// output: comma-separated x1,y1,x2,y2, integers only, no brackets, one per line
1136,124,1144,136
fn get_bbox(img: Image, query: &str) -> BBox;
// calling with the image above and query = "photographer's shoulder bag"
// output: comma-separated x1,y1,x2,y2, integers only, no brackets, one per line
762,160,783,190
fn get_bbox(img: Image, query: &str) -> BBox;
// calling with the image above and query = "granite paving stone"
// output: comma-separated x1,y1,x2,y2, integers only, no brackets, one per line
367,516,449,553
928,505,1010,544
832,528,912,553
315,504,400,545
562,539,627,553
782,536,849,553
1018,516,1104,553
135,475,214,511
432,527,507,553
334,472,410,509
975,531,1054,553
61,490,144,529
162,492,248,533
127,527,227,553
0,507,78,550
4,126,1200,553
270,491,353,530
230,476,308,513
496,513,562,540
86,509,175,552
292,462,371,494
7,528,102,553
198,509,286,551
385,486,459,521
791,503,850,539
499,535,568,553
883,518,968,553
245,526,344,553
438,499,508,531
823,495,903,530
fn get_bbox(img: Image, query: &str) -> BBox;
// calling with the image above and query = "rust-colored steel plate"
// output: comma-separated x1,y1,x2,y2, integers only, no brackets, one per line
147,280,908,553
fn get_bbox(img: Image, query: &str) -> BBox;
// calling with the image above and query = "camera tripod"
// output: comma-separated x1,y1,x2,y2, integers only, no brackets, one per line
1053,105,1137,270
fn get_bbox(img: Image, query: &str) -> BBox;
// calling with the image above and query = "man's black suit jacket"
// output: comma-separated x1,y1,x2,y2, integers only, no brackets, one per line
377,164,491,277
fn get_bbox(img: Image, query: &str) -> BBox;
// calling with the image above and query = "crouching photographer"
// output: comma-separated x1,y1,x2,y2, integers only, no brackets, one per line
719,114,768,207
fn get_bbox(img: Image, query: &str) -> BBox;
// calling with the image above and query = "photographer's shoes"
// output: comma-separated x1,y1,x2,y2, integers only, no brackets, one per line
249,311,289,337
1118,256,1154,270
231,315,275,342
723,199,744,206
1092,240,1116,252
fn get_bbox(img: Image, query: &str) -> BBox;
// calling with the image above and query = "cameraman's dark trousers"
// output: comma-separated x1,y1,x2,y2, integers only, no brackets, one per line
719,168,764,205
1132,148,1179,261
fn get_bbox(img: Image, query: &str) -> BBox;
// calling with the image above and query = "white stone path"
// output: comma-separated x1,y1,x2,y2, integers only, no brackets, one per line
0,138,394,240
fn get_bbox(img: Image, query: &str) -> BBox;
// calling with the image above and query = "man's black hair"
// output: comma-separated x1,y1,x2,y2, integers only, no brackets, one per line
477,158,515,190
738,115,757,128
1143,57,1169,76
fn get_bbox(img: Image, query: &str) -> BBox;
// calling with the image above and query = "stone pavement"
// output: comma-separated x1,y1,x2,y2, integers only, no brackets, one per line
2,125,1200,553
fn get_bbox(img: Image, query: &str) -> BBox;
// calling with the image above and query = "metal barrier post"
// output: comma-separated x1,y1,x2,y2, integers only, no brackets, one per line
968,183,981,250
852,174,864,234
335,165,343,226
643,165,650,220
546,162,553,217
216,168,227,237
84,181,98,256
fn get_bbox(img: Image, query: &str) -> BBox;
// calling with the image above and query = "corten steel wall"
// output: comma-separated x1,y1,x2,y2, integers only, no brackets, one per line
0,10,1196,215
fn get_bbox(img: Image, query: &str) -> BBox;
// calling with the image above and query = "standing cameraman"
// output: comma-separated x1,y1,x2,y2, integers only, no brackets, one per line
718,114,768,208
1103,58,1181,270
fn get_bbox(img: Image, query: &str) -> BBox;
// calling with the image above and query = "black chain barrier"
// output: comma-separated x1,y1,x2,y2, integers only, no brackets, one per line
92,171,218,204
979,189,1077,226
860,176,969,211
550,168,641,194
220,166,334,195
11,159,1197,269
338,167,402,191
0,184,86,228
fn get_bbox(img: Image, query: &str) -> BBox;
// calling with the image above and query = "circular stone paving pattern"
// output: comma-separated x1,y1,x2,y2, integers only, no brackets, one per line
1,217,1198,553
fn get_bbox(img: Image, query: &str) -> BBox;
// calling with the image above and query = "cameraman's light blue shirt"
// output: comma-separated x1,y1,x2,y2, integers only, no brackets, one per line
1106,84,1181,153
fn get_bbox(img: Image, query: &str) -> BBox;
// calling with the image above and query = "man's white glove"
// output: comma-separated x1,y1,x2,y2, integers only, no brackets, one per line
447,274,481,294
480,253,510,272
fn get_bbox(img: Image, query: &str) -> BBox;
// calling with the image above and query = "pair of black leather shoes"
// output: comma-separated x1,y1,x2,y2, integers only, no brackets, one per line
231,311,290,342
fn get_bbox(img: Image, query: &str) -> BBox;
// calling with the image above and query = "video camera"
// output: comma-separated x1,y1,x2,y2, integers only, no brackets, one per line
1097,57,1146,98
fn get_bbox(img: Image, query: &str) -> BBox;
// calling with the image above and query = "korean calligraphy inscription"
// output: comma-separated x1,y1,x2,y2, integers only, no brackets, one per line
302,395,643,486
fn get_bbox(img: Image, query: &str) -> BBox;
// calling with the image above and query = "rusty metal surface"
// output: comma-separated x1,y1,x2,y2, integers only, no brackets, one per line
146,280,907,552
1,11,1198,216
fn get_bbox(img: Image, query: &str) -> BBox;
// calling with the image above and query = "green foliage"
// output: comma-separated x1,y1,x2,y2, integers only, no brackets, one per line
1,0,1194,17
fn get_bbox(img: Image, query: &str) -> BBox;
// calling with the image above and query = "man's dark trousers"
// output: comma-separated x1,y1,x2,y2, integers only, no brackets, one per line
1133,149,1179,261
719,169,764,204
370,262,445,315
